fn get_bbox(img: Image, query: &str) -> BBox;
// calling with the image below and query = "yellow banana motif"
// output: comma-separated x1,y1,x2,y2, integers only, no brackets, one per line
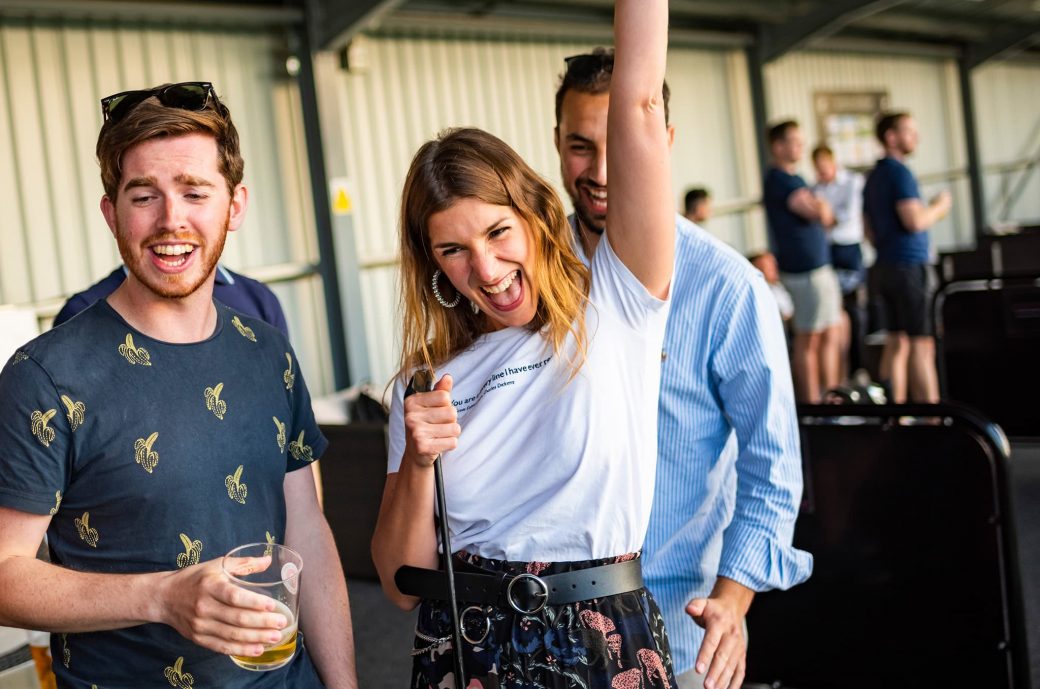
204,382,227,420
61,395,86,431
273,416,286,453
12,350,28,364
30,409,57,447
134,432,160,473
283,353,295,390
50,490,62,515
75,512,98,547
117,333,152,366
265,531,276,557
62,634,69,668
163,656,195,689
288,430,313,462
225,465,248,504
176,533,203,568
232,315,256,342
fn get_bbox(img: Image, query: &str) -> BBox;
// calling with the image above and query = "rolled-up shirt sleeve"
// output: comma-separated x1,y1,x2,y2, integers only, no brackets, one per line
712,270,813,591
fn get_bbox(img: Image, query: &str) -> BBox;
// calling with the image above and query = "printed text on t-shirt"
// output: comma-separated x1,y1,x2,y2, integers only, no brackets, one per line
452,355,553,412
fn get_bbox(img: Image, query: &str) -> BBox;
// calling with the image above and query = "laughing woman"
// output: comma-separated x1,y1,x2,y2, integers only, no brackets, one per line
371,1,675,687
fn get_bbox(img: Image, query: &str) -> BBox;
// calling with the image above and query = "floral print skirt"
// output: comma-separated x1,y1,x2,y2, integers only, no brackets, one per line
410,552,675,689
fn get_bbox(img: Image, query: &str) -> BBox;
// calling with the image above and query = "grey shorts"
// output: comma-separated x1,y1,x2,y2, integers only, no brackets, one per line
780,265,843,333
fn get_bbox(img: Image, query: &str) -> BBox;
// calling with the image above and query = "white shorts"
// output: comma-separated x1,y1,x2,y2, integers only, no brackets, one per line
780,265,843,333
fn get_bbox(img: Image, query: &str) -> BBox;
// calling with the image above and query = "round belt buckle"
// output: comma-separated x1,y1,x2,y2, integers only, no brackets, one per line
506,573,549,615
460,605,491,645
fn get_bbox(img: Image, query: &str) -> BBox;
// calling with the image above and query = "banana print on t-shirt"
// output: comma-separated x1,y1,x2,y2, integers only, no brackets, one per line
273,417,286,453
231,316,256,343
283,353,295,391
176,534,202,568
30,409,57,447
225,465,247,504
75,512,98,547
288,431,313,462
134,432,160,473
118,333,152,366
204,383,227,420
61,395,86,431
164,657,195,689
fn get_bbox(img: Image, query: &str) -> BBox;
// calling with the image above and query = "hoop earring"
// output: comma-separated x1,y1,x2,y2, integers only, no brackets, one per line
431,269,461,308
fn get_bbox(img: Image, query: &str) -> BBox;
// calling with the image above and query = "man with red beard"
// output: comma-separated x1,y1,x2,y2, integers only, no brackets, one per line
554,52,810,689
0,83,357,689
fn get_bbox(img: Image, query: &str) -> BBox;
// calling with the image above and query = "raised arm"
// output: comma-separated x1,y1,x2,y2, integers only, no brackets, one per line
606,0,673,298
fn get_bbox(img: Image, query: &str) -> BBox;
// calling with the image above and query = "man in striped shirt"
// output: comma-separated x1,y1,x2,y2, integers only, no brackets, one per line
553,50,812,689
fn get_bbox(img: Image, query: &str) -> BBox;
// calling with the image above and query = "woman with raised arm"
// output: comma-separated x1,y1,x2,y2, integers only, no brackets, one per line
371,1,674,686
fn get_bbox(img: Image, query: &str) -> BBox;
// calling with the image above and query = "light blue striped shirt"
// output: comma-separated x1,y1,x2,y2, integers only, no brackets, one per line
643,216,813,675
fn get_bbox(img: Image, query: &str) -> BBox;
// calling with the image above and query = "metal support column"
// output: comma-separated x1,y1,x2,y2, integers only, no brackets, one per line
290,23,352,390
746,28,770,176
957,55,987,239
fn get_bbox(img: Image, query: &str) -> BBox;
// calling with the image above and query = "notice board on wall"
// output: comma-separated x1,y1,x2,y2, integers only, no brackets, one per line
814,91,890,169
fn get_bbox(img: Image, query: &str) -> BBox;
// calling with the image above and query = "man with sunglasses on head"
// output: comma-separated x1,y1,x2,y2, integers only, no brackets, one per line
553,51,811,689
0,82,357,688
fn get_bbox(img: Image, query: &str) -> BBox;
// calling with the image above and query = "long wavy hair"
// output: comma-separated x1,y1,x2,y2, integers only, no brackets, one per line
397,127,590,380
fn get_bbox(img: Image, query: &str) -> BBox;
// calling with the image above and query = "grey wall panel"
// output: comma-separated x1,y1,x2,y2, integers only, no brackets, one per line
972,60,1040,226
0,18,335,395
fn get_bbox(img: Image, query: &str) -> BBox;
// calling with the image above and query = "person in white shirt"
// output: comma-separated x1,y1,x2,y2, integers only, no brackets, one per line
370,2,678,688
812,144,866,379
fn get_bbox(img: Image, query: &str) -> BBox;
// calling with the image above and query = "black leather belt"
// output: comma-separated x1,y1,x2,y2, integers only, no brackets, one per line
395,558,643,615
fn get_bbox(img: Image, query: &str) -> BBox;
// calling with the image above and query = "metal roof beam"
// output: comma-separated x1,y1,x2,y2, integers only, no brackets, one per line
964,24,1040,70
309,0,406,51
0,0,302,26
761,0,909,63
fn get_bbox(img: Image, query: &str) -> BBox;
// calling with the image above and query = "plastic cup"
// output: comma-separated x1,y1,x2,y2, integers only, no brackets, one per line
221,543,302,671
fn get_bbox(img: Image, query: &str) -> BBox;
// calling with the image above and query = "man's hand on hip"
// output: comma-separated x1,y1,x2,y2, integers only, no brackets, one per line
685,576,755,689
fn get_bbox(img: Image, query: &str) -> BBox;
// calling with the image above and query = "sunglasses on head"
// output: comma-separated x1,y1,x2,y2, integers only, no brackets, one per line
563,53,613,80
100,81,219,123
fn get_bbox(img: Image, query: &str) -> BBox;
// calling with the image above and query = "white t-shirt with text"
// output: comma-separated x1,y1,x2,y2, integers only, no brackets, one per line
388,236,669,562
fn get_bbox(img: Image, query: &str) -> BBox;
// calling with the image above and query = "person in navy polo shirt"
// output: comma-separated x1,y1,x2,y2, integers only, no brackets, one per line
54,263,289,336
863,111,951,403
762,120,842,403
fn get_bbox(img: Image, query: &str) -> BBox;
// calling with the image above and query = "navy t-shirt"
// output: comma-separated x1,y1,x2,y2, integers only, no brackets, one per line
0,301,327,688
763,167,830,274
864,157,928,265
53,265,289,337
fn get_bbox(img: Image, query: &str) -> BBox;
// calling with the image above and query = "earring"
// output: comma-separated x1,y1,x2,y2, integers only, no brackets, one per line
431,269,461,308
469,300,480,314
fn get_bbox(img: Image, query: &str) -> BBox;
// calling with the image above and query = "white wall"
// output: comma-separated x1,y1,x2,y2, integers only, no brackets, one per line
0,19,334,393
972,59,1040,226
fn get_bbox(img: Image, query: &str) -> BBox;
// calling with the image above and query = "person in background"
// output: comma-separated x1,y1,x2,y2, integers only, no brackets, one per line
863,111,951,403
54,263,288,336
762,120,842,402
684,187,713,225
554,48,810,689
0,81,357,688
812,144,865,379
748,250,794,325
